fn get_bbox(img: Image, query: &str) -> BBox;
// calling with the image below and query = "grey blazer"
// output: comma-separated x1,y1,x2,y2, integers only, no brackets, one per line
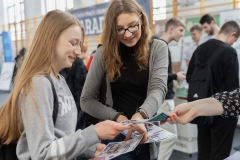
80,39,168,159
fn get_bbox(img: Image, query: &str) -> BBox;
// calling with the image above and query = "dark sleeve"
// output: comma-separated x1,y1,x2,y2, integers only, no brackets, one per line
72,59,87,111
186,47,198,83
212,88,240,117
222,48,239,91
168,73,177,82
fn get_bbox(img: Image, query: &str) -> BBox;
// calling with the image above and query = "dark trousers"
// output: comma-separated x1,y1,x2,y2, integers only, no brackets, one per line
197,115,238,160
102,134,154,160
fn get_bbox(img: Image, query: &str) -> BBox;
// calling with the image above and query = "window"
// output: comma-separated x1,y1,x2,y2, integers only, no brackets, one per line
153,0,166,21
7,0,25,41
45,0,74,13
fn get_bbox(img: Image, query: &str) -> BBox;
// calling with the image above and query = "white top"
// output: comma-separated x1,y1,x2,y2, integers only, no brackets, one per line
184,43,198,61
199,34,214,45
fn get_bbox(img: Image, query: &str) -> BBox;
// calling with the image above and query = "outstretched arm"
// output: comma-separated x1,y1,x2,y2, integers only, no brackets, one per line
167,98,223,124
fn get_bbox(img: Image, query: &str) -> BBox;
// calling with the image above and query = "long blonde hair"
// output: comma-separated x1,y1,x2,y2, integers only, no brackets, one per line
102,0,150,82
0,10,84,144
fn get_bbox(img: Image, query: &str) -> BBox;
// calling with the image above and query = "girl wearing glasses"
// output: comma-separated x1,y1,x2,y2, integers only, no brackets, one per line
81,0,168,159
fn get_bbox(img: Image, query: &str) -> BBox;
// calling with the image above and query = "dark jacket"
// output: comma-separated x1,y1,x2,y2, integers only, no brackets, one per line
187,39,239,94
60,57,87,114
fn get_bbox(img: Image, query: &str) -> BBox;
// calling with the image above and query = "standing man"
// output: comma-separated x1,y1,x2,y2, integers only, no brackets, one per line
199,14,220,45
187,21,240,160
157,18,186,160
185,24,202,66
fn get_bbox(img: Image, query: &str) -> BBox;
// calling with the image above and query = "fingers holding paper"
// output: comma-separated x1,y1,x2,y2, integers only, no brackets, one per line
166,102,197,125
166,98,224,125
125,123,149,143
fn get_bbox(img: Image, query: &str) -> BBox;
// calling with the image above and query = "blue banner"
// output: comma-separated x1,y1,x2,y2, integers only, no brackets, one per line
71,3,109,36
71,1,150,36
2,31,13,62
137,0,150,21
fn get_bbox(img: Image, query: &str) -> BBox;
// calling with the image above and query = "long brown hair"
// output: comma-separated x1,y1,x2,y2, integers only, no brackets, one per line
102,0,150,82
0,10,84,144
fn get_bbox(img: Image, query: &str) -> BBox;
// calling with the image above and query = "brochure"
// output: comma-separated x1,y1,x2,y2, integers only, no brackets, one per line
120,112,168,126
122,123,176,143
95,134,144,160
93,112,175,160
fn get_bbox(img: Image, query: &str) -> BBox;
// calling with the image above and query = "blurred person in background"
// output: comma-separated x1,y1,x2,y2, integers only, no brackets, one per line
187,21,240,160
157,17,186,160
12,48,26,82
184,24,202,66
199,14,220,45
86,44,102,72
60,48,87,115
79,44,90,66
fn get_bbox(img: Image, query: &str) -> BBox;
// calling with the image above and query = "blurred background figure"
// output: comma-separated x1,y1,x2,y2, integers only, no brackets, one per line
12,48,26,82
199,14,219,45
60,47,87,115
85,50,95,72
79,44,89,66
184,24,202,66
157,17,186,160
85,44,102,72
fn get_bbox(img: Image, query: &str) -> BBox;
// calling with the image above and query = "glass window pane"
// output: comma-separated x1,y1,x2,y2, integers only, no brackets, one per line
56,0,66,11
7,1,25,40
20,3,25,20
153,0,166,21
7,0,15,7
16,23,21,40
15,0,21,5
15,3,21,22
66,0,73,10
10,25,16,41
46,0,56,12
8,6,15,23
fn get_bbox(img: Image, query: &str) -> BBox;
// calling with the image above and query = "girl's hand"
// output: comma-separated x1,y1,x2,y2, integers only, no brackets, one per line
125,112,149,143
94,120,131,140
167,103,196,124
94,143,106,157
116,115,128,123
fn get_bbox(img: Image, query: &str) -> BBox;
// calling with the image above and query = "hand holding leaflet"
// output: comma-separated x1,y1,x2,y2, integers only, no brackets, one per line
122,123,176,143
92,113,174,160
120,112,168,125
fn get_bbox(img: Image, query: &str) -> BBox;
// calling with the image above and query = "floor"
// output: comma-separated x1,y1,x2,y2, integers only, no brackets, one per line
0,91,239,160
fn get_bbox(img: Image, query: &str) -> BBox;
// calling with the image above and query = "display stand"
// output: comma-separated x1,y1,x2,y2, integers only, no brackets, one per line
174,98,198,155
0,62,15,91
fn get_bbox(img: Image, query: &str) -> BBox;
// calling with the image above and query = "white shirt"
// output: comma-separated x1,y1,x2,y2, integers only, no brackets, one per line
199,34,214,45
184,43,198,61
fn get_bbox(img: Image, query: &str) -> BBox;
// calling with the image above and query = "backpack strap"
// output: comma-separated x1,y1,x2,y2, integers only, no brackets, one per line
0,76,59,160
46,76,59,126
207,43,228,66
196,43,228,67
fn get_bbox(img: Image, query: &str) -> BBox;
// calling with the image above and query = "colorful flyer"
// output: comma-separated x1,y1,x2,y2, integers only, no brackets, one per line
122,123,176,143
120,112,169,126
95,134,144,160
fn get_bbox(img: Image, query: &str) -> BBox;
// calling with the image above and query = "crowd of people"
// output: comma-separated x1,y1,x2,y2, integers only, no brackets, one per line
0,0,239,160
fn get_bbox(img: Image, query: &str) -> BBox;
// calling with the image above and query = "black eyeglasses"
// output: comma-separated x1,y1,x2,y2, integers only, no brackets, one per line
117,21,140,36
